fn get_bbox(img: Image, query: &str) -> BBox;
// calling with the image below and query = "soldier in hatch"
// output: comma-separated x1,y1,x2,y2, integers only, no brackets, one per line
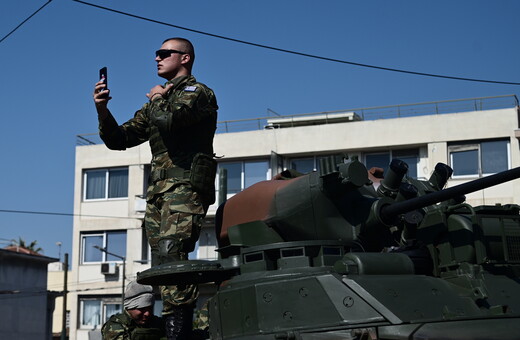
102,281,164,340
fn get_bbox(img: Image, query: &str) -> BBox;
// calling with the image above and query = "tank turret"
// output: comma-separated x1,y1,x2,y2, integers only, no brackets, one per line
138,159,520,339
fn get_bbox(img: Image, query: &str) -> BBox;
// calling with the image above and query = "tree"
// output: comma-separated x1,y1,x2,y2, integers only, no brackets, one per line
16,237,43,254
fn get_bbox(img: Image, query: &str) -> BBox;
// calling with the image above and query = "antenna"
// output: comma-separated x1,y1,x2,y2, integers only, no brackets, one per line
267,108,281,116
56,241,62,262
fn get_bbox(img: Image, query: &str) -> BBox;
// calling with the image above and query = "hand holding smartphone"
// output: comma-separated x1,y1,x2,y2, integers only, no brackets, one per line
99,67,108,97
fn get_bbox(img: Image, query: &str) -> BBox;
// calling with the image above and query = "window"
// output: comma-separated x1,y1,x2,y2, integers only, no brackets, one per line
364,149,419,179
103,303,122,323
80,297,163,328
393,149,419,179
290,158,315,174
218,160,269,194
80,299,102,329
196,228,218,260
219,162,242,194
81,231,127,264
143,164,151,195
79,298,140,329
245,161,269,188
84,167,129,200
141,228,151,264
288,154,345,174
365,153,390,173
449,140,509,177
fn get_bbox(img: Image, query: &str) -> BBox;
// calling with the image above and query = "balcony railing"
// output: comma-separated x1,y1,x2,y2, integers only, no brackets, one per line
77,94,518,145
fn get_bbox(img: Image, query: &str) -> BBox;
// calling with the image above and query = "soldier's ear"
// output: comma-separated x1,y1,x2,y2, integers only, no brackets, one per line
181,53,191,65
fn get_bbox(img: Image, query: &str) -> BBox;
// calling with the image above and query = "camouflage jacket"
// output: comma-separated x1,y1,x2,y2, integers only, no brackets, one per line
101,310,165,340
99,75,218,197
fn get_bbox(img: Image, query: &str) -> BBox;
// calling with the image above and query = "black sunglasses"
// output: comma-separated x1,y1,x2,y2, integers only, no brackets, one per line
155,49,187,59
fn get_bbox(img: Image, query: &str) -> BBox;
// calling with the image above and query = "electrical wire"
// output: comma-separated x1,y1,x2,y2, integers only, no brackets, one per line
0,208,140,220
0,271,142,300
0,260,144,298
70,0,520,86
0,0,53,44
0,284,134,300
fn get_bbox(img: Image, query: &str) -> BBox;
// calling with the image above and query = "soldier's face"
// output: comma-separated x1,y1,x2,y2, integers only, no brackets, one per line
156,40,189,80
128,306,153,325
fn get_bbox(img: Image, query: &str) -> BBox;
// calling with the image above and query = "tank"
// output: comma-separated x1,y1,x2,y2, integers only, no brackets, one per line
138,157,520,339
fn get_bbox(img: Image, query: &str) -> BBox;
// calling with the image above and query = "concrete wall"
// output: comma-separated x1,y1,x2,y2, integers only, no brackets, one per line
48,263,66,336
214,108,517,159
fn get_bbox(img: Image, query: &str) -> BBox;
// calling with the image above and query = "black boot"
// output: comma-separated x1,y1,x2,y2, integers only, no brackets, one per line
158,238,183,265
192,328,210,340
165,305,194,340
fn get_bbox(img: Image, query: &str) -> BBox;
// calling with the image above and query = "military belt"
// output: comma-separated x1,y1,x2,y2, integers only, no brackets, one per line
150,167,191,182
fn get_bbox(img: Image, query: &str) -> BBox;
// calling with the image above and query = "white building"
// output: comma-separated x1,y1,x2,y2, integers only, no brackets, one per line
68,94,520,339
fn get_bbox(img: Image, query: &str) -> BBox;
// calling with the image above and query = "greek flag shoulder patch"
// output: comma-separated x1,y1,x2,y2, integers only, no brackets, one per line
184,86,197,92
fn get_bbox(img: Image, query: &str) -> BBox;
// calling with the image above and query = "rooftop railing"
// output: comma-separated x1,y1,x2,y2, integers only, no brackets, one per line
77,94,518,146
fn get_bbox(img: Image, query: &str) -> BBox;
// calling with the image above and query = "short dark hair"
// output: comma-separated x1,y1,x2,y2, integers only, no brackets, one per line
163,37,195,64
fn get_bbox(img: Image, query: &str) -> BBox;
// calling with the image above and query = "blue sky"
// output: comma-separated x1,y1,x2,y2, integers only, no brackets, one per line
1,0,519,261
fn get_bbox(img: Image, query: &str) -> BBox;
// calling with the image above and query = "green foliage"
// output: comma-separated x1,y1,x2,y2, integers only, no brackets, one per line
16,237,43,254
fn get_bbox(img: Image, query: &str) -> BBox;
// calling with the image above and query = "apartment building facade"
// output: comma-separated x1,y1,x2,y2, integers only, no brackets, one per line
68,95,520,340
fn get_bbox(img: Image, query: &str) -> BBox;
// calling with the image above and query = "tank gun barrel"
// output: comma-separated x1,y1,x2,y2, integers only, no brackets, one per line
380,166,520,224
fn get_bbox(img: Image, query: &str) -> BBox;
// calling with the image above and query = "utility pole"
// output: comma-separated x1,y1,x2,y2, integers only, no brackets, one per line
60,253,68,340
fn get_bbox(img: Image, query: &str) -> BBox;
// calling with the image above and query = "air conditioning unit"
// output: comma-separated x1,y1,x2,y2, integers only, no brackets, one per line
135,195,146,213
101,262,117,275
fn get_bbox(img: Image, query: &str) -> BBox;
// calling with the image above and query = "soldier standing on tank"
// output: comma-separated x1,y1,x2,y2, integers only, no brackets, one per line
93,37,218,340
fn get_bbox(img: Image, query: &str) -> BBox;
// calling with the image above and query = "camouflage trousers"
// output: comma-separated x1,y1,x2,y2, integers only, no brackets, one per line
145,181,207,315
193,299,210,331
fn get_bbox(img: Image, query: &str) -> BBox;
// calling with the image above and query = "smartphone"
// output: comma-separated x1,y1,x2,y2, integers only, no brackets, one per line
99,67,108,96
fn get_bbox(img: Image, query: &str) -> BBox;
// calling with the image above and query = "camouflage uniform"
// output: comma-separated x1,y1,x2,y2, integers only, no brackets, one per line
101,310,165,340
192,300,209,331
99,75,218,314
